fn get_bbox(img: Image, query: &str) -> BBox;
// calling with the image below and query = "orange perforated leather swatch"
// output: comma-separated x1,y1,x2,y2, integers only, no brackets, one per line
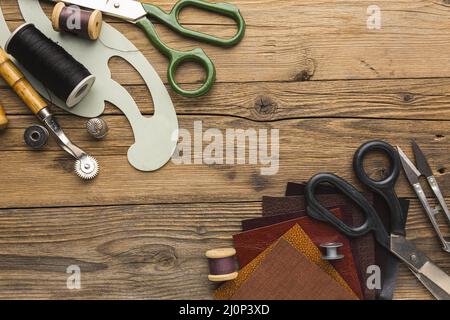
214,224,358,300
231,239,358,300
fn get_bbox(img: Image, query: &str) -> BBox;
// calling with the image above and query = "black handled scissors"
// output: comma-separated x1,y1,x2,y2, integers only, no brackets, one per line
305,140,450,300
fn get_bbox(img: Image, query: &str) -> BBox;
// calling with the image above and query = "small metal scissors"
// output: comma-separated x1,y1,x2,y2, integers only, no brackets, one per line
50,0,246,97
397,141,450,253
305,140,450,300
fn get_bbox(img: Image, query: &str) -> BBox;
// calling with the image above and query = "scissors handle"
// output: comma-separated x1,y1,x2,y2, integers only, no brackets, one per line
142,0,246,46
136,18,216,97
353,140,406,235
305,173,390,249
137,0,245,97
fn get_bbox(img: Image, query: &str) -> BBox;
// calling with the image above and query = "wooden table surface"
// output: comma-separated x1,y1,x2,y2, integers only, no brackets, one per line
0,0,449,300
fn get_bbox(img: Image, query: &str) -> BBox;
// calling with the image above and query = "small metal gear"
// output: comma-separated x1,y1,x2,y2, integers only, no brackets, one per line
74,155,99,180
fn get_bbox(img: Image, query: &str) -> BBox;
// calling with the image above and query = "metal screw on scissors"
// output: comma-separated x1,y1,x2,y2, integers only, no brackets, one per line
305,140,450,300
49,0,246,97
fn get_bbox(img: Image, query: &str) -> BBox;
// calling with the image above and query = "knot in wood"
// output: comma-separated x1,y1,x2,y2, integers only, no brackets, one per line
402,93,414,103
254,95,277,116
153,248,178,271
295,70,313,81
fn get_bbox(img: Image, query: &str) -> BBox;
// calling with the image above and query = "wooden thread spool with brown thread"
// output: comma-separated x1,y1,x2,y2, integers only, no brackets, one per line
0,105,8,129
52,2,102,40
205,248,238,282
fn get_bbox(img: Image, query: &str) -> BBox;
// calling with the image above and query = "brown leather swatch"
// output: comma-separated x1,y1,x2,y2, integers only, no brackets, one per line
261,191,377,300
233,208,364,299
215,224,357,300
231,239,358,300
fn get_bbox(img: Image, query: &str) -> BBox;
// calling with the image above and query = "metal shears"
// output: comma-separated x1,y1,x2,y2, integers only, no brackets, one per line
305,140,450,300
397,141,450,253
50,0,246,97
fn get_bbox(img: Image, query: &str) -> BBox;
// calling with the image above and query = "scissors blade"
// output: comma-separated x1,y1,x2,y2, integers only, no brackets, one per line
397,146,421,185
411,269,450,300
398,146,450,251
412,141,433,178
390,234,450,299
413,141,450,224
49,0,147,22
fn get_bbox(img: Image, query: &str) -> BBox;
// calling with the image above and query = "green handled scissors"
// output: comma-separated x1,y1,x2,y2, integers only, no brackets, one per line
51,0,246,97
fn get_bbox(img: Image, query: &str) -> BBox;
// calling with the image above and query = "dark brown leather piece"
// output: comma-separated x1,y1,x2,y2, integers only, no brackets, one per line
231,239,358,300
233,208,364,300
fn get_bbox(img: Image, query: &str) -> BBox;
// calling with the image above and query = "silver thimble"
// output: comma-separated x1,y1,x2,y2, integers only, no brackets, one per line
86,118,108,139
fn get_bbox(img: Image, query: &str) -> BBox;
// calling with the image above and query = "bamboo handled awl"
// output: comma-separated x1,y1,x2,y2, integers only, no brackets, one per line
0,48,99,179
0,104,7,129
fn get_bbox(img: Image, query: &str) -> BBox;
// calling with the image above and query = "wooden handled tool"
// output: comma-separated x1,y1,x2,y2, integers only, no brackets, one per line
0,47,99,180
0,48,47,115
0,104,7,129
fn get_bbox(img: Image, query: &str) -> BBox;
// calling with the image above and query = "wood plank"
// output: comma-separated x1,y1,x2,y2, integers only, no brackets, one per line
0,115,449,208
0,202,257,299
0,0,448,301
2,0,450,85
3,78,450,121
0,199,448,299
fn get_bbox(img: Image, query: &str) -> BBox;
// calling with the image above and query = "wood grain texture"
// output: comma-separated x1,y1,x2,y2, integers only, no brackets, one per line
4,79,450,121
0,199,448,300
1,115,450,208
3,0,450,84
0,0,449,300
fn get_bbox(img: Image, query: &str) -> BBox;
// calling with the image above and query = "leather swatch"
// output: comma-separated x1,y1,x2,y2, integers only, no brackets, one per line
215,224,357,300
246,201,355,231
284,182,410,300
233,208,364,299
260,195,376,300
231,239,358,300
280,183,377,300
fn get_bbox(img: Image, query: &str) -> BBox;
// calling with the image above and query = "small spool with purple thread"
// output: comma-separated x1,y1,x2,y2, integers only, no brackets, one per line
205,248,238,282
52,2,103,40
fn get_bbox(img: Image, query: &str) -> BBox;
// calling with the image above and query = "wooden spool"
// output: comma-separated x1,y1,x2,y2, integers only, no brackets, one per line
205,248,238,282
52,2,103,40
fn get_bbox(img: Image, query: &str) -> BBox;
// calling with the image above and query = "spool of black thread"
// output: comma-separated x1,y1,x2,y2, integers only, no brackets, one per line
5,23,95,107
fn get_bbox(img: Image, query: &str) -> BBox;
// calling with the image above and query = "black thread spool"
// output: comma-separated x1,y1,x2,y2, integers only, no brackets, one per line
205,248,239,282
24,124,49,149
5,23,95,108
52,2,103,40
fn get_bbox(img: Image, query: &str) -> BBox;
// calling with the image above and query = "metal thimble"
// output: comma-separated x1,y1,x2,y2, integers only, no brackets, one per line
86,117,108,139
